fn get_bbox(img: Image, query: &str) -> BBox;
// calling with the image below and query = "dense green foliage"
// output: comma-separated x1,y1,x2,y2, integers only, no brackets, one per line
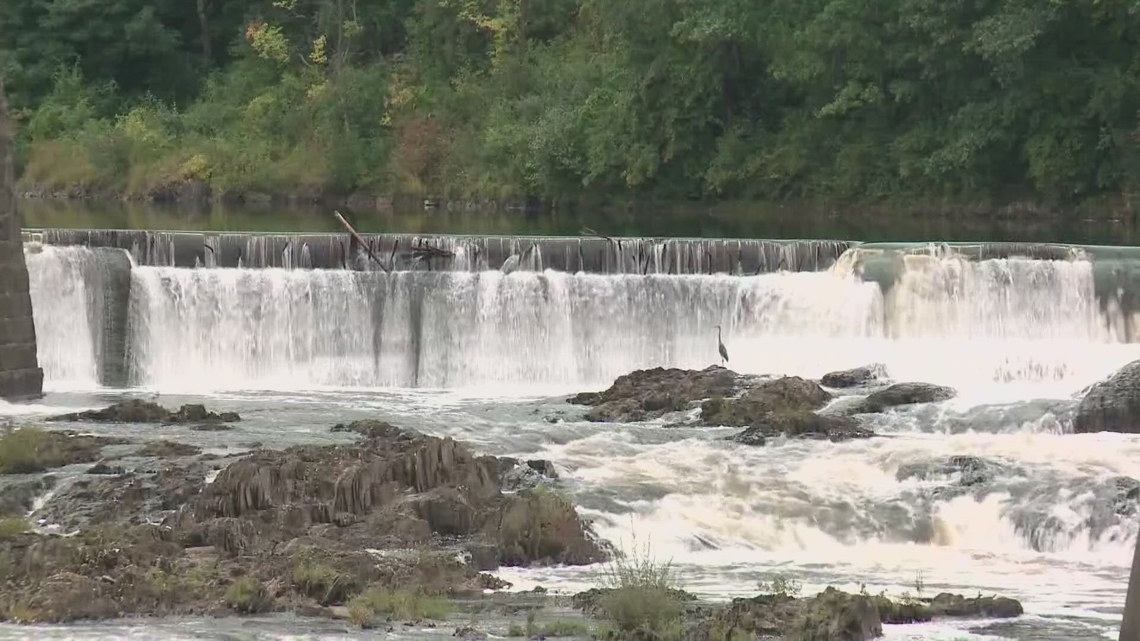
3,0,1139,207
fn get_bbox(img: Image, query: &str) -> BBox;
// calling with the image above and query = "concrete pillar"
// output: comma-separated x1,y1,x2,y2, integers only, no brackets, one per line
1122,532,1140,640
0,80,44,399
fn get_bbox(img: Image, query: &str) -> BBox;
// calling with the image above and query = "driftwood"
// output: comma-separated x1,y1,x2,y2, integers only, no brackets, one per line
579,226,616,244
333,210,389,272
411,241,455,261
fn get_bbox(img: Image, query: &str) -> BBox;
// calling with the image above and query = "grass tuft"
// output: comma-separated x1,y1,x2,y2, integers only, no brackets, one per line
224,575,273,614
593,533,686,639
346,588,451,628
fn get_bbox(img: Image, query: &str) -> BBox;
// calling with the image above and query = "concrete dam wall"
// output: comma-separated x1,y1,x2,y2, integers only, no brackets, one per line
0,84,43,399
24,228,855,275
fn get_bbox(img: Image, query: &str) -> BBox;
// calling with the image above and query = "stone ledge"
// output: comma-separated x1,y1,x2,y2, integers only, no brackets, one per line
0,367,44,400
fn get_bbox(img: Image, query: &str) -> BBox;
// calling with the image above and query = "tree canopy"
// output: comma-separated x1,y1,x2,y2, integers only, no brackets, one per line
3,0,1138,209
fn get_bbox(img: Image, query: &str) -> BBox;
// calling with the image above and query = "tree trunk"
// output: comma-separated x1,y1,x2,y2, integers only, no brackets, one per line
196,0,212,65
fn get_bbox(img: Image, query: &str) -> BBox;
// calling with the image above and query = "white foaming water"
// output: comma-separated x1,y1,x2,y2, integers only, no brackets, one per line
501,423,1140,634
24,245,101,389
127,266,884,391
117,254,1140,397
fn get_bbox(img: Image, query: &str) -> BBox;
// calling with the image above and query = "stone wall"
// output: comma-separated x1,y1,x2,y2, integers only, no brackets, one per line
0,81,43,399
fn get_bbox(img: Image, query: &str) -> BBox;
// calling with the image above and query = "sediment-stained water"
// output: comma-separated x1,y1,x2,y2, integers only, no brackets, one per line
3,241,1137,640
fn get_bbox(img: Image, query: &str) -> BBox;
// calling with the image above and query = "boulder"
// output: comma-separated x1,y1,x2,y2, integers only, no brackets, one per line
847,383,956,415
701,377,832,427
691,588,881,641
496,457,559,493
569,366,739,422
731,412,873,446
928,592,1023,619
896,455,1011,487
50,400,240,426
1073,360,1140,433
786,587,882,641
821,364,889,389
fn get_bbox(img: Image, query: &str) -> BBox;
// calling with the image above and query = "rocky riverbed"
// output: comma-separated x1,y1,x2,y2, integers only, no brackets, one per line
0,390,1037,641
567,364,956,445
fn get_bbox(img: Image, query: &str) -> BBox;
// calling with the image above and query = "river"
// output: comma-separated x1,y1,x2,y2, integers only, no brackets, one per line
0,200,1135,640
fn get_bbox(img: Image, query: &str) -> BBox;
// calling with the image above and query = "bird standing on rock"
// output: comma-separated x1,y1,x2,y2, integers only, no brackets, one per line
715,325,729,366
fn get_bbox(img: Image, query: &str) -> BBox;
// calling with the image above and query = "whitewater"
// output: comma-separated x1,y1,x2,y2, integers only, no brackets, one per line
4,242,1139,640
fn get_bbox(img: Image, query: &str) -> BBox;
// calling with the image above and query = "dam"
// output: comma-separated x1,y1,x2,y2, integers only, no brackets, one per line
18,226,1140,390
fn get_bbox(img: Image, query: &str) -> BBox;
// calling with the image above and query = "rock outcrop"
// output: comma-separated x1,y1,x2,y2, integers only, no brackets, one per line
569,366,740,422
845,382,957,415
572,367,878,443
0,419,606,623
821,364,889,389
1073,360,1140,433
582,584,1026,641
700,376,831,426
50,400,241,426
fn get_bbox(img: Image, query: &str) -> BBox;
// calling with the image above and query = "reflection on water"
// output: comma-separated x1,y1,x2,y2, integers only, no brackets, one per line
18,197,1139,245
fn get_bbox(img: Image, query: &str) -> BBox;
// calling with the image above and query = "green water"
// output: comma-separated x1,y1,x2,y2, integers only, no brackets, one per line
17,197,1139,244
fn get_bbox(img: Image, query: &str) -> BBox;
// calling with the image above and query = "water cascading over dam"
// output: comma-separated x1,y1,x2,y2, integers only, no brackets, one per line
22,233,1140,393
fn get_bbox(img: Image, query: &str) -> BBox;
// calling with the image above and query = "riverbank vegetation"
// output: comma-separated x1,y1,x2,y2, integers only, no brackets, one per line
2,0,1139,211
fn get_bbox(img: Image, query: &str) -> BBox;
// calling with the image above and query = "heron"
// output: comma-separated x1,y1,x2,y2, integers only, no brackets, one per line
715,325,729,366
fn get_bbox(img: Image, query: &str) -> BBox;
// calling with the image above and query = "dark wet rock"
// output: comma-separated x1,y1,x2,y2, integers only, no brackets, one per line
0,476,55,517
701,377,832,427
873,596,933,624
689,588,881,641
569,366,740,422
682,588,1022,641
1111,476,1140,517
731,412,874,445
896,455,1010,486
1074,360,1140,433
86,462,125,475
821,364,889,389
0,420,607,624
331,420,409,440
50,400,241,426
874,592,1021,624
847,382,957,415
497,458,559,493
928,592,1023,619
136,441,202,458
190,423,234,432
33,462,210,532
787,587,882,640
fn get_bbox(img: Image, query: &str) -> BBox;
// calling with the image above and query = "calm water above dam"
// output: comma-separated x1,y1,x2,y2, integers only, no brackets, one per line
17,197,1140,246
